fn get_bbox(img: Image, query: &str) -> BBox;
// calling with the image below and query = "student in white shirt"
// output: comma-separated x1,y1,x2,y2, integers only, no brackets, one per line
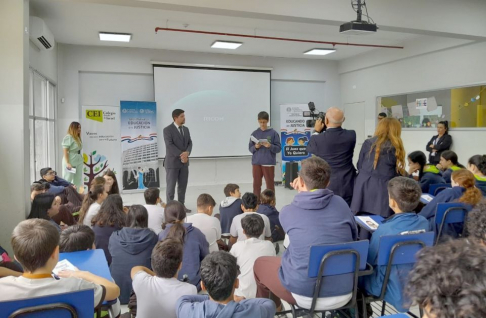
229,192,272,246
230,213,276,300
143,187,166,234
187,194,223,253
78,184,107,226
131,238,197,318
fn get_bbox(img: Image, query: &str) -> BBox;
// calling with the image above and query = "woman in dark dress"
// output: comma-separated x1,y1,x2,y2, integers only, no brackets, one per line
425,120,452,165
351,118,406,217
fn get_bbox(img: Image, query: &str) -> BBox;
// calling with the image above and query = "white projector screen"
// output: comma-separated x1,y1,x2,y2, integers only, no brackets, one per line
154,65,271,158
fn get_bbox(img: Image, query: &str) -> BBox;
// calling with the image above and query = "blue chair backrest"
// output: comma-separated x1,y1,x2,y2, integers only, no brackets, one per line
435,203,469,225
308,240,369,278
59,249,111,280
377,232,434,266
0,289,94,318
378,314,409,318
428,183,451,195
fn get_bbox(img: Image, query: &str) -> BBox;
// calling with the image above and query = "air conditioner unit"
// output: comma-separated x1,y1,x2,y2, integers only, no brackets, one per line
29,16,55,50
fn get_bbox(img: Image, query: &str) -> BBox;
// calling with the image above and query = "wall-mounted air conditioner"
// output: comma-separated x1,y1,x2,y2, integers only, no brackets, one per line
29,16,55,50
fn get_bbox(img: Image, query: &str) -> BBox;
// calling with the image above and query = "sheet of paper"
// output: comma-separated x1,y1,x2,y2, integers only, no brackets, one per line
427,96,438,111
250,135,259,144
391,105,404,119
421,194,434,203
66,167,77,174
357,216,380,230
407,102,420,116
53,259,77,275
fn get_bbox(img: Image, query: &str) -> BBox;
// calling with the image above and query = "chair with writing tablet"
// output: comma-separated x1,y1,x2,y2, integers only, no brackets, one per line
434,202,470,244
428,183,451,196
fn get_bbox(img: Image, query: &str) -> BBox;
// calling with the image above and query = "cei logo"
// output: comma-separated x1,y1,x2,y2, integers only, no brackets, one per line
86,110,103,122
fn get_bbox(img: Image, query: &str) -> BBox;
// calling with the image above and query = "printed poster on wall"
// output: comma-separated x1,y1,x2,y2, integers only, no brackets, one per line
120,101,160,192
280,104,312,182
81,106,121,191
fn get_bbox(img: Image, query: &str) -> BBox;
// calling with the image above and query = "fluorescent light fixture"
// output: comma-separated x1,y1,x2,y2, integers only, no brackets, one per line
304,48,336,56
211,41,242,50
99,32,131,42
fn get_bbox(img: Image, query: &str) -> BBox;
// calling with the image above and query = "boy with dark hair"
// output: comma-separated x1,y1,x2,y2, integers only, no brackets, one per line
0,219,120,311
257,189,285,242
187,194,223,252
143,187,165,234
249,111,281,199
229,192,272,245
230,214,275,300
60,224,96,252
131,239,197,318
362,176,429,312
219,183,243,235
406,239,486,318
177,251,276,318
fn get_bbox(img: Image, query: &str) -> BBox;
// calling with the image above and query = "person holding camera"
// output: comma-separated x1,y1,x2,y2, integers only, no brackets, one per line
306,107,357,205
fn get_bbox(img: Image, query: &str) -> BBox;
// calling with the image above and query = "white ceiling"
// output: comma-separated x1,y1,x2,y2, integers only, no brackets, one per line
30,0,486,61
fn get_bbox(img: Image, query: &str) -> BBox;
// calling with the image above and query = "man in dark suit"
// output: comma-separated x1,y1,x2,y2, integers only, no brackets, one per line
163,109,193,212
307,107,356,205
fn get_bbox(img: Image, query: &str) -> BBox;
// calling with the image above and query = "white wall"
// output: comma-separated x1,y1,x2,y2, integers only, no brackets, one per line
57,44,341,186
340,40,486,165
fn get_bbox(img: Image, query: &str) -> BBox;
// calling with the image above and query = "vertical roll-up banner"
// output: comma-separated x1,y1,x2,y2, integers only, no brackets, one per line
120,101,160,192
280,104,312,184
81,106,121,191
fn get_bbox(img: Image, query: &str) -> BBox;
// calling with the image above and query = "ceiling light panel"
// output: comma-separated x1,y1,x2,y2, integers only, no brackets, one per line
99,32,132,42
211,41,243,49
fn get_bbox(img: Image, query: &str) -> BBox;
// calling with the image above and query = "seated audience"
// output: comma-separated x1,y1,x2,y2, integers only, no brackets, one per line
158,200,209,288
187,194,223,253
407,151,445,193
38,167,84,207
257,189,285,242
254,157,357,311
230,193,272,245
0,219,120,314
31,183,77,226
30,181,47,201
103,170,120,195
92,194,127,265
219,183,243,235
109,205,158,304
230,214,275,300
437,150,464,183
419,169,482,235
361,177,428,312
131,239,197,318
59,224,96,252
176,251,276,318
28,193,62,232
406,238,486,318
467,154,486,196
143,187,165,234
466,199,486,243
78,184,107,226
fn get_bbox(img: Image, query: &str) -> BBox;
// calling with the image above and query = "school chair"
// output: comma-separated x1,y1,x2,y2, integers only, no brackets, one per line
377,314,409,318
434,202,470,244
361,232,434,318
428,183,451,196
0,289,94,318
282,240,370,318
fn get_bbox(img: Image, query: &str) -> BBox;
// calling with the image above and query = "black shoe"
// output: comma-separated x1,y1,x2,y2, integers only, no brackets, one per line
183,206,191,213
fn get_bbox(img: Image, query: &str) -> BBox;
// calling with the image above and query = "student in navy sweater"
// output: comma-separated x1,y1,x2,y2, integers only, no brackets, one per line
159,200,209,289
257,189,285,242
407,151,445,193
362,177,428,313
249,111,281,199
437,150,464,183
467,154,486,196
254,157,357,311
419,169,482,236
219,184,243,235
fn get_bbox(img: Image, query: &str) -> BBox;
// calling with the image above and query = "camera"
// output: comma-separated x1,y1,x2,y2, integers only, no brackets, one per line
303,102,326,129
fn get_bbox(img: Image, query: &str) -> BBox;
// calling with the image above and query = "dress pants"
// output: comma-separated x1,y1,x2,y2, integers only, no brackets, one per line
252,165,275,199
166,165,189,204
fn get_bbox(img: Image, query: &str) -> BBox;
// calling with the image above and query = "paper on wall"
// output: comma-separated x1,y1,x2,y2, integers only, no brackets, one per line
391,105,404,119
427,96,438,111
407,102,420,116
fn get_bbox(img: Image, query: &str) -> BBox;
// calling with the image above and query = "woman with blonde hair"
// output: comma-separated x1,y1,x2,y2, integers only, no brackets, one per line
351,118,406,217
62,121,83,188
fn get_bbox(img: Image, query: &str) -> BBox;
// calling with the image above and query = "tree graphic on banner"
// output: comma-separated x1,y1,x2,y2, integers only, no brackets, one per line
83,151,112,188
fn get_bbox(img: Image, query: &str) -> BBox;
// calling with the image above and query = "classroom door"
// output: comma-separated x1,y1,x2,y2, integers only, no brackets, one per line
342,102,366,167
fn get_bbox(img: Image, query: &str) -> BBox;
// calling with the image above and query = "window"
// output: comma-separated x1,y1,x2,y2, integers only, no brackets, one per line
30,69,57,182
377,85,486,129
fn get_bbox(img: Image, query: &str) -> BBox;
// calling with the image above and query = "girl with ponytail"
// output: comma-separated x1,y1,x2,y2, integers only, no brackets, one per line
437,150,465,183
78,184,108,226
407,150,445,193
419,169,482,237
468,154,486,196
158,200,209,289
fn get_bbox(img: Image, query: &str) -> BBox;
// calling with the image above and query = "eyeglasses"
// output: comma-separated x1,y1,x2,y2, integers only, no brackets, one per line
46,171,57,176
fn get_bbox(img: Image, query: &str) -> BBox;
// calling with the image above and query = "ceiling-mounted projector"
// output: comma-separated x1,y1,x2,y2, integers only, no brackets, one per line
340,0,377,35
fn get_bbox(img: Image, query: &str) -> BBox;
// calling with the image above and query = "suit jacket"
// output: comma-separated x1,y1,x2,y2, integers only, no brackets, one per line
426,134,452,164
307,127,357,204
163,123,193,169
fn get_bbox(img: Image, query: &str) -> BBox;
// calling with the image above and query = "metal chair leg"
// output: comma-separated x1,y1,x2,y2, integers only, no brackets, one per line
380,300,386,316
